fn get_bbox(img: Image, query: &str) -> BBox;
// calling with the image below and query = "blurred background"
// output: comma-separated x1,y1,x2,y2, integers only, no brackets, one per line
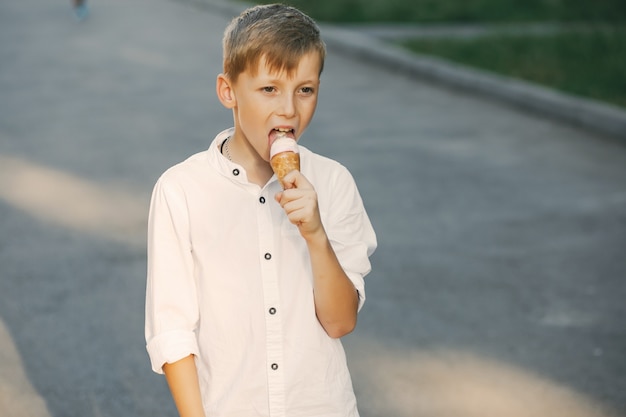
262,0,626,109
0,0,625,416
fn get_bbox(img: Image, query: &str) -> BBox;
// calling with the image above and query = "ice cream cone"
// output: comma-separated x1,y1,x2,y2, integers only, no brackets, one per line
270,137,300,188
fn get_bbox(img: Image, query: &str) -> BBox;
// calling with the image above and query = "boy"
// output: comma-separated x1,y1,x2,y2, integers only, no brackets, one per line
145,4,376,417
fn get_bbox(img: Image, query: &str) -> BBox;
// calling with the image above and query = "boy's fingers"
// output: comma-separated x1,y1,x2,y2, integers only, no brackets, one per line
281,170,297,190
282,170,312,190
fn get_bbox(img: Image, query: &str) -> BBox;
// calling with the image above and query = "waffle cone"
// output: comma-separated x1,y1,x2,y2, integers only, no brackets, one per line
271,151,300,187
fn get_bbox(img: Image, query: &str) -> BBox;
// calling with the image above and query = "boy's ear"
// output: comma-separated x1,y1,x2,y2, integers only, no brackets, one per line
216,74,236,109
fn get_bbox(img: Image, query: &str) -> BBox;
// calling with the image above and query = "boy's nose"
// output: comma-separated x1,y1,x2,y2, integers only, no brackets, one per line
277,95,296,118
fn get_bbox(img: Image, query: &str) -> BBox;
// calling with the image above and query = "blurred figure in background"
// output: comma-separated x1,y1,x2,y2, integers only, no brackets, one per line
73,0,88,20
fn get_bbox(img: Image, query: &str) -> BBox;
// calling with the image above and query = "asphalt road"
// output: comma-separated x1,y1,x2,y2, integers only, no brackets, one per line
1,0,625,416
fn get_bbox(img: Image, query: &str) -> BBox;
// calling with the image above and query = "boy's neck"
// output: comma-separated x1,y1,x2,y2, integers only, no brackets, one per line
246,159,274,187
224,136,274,187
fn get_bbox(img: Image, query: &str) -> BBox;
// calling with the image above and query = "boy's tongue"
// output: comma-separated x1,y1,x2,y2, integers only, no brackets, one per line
269,129,294,143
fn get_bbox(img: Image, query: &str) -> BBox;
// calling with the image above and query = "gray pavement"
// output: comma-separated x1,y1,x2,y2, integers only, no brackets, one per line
1,0,626,416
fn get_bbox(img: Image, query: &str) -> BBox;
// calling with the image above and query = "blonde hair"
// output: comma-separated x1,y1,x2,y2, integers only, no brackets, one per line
222,4,326,82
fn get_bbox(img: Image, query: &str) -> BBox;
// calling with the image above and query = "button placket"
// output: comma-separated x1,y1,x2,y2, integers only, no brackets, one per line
256,190,286,415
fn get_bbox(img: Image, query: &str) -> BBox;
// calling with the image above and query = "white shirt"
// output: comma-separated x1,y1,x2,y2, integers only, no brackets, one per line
145,128,377,417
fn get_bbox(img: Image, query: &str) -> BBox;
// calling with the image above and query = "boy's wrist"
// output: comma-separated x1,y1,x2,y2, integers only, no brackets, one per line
302,225,328,248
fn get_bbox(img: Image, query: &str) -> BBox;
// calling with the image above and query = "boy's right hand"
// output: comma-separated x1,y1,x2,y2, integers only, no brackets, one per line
275,171,325,243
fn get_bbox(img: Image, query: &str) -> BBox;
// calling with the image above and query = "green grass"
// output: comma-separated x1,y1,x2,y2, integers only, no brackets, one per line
256,0,626,23
399,29,626,108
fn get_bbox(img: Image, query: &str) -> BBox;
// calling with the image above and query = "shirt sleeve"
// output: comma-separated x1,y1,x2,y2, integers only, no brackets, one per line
145,173,200,374
325,166,377,311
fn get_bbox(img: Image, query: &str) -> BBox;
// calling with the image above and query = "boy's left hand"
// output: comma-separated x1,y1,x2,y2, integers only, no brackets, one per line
275,171,324,241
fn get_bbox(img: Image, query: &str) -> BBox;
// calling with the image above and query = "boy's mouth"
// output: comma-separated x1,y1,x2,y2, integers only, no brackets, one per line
269,128,295,143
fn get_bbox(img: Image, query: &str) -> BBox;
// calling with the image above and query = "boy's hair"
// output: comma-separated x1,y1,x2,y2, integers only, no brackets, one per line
222,4,326,82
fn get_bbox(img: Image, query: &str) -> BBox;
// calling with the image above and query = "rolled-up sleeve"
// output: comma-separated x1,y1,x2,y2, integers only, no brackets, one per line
145,173,200,374
325,167,377,311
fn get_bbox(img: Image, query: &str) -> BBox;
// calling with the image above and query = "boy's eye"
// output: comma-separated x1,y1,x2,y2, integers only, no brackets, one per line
262,86,276,93
300,87,315,95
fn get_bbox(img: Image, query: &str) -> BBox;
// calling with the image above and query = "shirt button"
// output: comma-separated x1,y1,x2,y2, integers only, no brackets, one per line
264,253,272,260
271,363,278,370
232,168,240,176
269,307,276,315
259,196,266,204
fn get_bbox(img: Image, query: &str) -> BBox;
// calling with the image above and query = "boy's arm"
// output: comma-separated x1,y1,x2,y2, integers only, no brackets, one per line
305,228,360,338
275,172,359,338
163,355,205,417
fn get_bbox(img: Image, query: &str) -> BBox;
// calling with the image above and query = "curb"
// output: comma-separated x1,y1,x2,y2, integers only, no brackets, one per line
183,0,626,141
321,26,626,141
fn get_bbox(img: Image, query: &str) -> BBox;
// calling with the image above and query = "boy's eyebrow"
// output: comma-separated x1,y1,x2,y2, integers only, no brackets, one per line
260,75,320,84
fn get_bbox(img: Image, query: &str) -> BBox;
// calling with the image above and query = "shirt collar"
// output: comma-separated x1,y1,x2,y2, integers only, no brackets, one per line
208,127,281,190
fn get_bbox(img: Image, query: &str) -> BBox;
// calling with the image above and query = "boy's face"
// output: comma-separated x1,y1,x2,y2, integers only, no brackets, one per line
227,52,322,162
